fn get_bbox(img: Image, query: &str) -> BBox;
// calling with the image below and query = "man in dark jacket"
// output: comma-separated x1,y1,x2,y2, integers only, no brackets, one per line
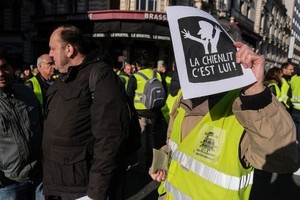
43,25,130,200
0,48,44,199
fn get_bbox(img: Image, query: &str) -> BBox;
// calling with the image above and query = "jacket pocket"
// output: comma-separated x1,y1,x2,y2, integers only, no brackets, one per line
61,87,81,100
50,146,88,187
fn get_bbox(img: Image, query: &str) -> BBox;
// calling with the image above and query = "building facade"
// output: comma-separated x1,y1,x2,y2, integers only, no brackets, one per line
0,0,296,70
286,0,300,66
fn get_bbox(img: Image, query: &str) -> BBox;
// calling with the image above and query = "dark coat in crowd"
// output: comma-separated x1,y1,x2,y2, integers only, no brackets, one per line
42,50,130,199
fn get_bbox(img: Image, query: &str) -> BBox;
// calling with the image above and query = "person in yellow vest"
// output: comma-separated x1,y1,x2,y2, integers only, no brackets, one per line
30,64,39,76
160,66,180,124
290,68,300,142
119,63,133,89
26,54,55,112
127,56,164,170
21,66,34,82
156,60,172,94
264,67,282,101
149,42,299,200
280,62,294,110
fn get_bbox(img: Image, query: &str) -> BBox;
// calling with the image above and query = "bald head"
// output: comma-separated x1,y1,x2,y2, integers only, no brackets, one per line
36,54,55,80
49,25,86,73
123,64,133,76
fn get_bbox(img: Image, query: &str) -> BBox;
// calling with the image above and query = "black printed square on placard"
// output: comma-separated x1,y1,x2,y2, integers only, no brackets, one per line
178,17,243,83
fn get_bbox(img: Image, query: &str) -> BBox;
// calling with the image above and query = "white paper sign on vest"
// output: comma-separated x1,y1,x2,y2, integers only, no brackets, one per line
166,6,256,99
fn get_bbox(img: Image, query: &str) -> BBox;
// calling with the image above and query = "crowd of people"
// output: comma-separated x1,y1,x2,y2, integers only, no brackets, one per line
0,22,300,200
264,62,300,143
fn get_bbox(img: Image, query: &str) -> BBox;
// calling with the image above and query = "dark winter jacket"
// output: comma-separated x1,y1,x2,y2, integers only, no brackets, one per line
0,84,42,184
42,50,130,199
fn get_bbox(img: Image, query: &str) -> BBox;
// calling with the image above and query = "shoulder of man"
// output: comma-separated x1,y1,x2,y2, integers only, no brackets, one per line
14,84,39,105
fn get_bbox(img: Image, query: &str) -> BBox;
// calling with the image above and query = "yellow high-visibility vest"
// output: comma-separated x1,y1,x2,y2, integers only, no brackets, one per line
164,90,253,200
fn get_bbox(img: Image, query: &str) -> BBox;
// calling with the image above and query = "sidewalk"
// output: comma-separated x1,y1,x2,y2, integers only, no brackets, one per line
124,167,159,200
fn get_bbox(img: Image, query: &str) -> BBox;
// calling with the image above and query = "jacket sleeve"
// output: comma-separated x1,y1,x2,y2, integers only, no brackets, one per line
88,68,128,199
232,88,300,173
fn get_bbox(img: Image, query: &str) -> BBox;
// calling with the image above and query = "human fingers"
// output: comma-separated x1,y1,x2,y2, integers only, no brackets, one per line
234,42,254,68
148,169,166,182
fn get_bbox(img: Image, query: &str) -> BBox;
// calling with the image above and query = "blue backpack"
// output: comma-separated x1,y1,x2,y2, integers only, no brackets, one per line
135,70,166,110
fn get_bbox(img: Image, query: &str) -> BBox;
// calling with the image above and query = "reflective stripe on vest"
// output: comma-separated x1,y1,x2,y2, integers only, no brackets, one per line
292,103,300,108
170,149,254,190
165,90,253,200
168,138,178,153
165,181,192,200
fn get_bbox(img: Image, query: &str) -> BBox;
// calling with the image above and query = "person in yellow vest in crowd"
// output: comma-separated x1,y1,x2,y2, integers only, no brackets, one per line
149,42,299,200
264,67,282,101
280,62,294,110
290,67,300,142
156,60,172,93
127,56,165,170
160,63,179,124
26,54,55,112
156,60,174,148
21,66,34,82
119,63,133,89
30,64,39,76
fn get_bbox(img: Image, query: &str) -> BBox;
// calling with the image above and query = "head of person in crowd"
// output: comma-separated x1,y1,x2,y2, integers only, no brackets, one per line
49,25,91,73
135,60,142,71
157,61,167,74
136,56,151,70
281,62,294,78
49,24,113,74
36,54,55,80
22,66,33,81
131,64,137,73
123,63,133,76
30,64,39,76
0,48,14,91
264,67,282,86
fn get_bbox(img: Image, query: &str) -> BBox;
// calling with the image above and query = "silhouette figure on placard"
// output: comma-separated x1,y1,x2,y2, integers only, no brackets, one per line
181,20,222,54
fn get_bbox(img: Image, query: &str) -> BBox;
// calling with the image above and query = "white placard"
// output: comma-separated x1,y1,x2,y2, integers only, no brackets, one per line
166,6,256,99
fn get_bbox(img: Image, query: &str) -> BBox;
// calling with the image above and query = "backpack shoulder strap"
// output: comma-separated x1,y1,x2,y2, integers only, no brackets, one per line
152,69,157,79
135,71,149,81
89,62,109,100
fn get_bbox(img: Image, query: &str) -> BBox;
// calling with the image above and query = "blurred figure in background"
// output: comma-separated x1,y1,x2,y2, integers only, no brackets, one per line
290,66,300,142
31,64,39,76
21,66,33,82
264,67,282,101
280,62,294,110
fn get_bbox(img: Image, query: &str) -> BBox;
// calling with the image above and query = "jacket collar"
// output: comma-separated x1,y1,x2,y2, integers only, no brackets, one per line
61,49,103,83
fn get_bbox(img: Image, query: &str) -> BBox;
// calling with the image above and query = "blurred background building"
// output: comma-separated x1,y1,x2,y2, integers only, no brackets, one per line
0,0,299,70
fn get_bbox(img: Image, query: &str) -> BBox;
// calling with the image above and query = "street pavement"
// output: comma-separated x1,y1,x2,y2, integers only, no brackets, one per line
124,166,159,200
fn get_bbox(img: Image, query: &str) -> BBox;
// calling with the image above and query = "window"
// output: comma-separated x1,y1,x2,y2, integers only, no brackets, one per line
68,0,77,13
136,0,157,11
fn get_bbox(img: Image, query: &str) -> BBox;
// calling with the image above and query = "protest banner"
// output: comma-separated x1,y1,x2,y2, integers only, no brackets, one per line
166,6,256,99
